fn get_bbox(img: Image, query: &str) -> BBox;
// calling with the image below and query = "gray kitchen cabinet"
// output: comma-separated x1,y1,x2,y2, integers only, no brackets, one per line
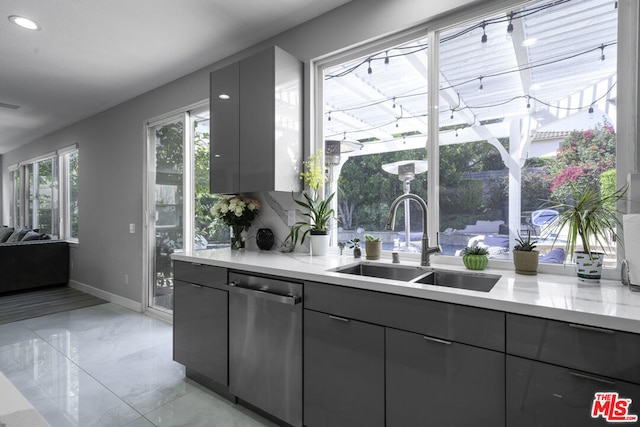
304,308,385,427
210,45,302,194
506,355,640,426
173,262,228,387
209,61,240,193
304,280,504,351
507,313,640,383
506,313,640,426
386,327,505,427
304,280,505,427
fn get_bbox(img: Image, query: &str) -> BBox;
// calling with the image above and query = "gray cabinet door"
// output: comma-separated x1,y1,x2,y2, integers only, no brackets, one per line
304,309,384,427
209,46,301,194
173,280,228,385
507,355,640,426
386,328,505,427
210,61,240,194
507,313,640,384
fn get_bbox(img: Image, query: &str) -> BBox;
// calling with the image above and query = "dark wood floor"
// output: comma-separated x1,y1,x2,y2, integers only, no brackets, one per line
0,286,107,325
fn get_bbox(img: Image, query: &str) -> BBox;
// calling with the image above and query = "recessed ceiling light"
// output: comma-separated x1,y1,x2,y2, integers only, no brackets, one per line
8,15,41,31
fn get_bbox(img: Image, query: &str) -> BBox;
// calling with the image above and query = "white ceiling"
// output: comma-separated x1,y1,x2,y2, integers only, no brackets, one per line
0,0,351,154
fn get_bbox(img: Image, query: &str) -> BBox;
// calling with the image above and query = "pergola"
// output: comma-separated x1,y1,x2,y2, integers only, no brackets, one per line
323,0,617,249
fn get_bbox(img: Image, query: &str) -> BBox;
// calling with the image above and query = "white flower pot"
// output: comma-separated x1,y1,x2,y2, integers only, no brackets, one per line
310,233,330,256
575,251,604,283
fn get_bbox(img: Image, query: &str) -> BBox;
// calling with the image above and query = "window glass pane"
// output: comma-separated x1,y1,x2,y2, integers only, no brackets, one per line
152,118,184,311
438,0,617,263
68,151,79,239
192,110,226,250
34,157,59,236
10,169,21,228
324,37,429,252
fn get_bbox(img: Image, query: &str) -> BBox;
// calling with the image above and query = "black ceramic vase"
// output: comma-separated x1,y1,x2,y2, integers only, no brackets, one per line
256,228,275,250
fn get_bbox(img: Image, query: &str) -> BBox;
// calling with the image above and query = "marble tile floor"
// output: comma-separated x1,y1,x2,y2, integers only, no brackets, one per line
0,303,278,427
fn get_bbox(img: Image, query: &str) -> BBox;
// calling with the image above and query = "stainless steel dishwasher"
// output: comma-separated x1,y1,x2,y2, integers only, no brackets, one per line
228,272,302,427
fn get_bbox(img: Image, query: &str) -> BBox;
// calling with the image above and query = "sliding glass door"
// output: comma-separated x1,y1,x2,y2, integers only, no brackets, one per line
146,103,210,313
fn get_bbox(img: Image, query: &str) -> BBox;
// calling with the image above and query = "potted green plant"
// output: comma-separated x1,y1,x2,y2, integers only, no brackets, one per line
286,151,335,255
348,238,361,258
513,230,539,275
364,234,382,260
548,182,626,282
461,245,489,270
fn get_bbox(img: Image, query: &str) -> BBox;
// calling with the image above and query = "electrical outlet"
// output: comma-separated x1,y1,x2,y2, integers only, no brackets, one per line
124,274,129,285
129,223,135,234
287,210,296,226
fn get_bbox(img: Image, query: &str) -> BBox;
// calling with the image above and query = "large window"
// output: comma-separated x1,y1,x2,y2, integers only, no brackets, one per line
9,145,78,241
322,0,622,266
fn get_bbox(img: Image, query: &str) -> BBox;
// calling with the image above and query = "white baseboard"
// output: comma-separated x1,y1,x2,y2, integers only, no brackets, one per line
68,280,143,313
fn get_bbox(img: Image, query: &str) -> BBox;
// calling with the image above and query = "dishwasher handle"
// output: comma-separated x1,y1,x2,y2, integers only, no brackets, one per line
228,281,302,305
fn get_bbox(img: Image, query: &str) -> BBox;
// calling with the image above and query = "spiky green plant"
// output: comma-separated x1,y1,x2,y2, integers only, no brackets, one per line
547,182,626,260
514,230,538,252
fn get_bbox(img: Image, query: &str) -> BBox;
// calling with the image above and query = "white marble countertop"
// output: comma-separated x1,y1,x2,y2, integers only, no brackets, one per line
172,249,640,334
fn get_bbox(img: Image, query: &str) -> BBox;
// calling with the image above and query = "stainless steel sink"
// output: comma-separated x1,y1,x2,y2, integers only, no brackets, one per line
414,270,501,292
333,263,428,281
332,262,500,292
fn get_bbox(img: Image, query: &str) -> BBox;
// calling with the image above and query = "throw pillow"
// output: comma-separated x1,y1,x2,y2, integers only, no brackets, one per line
0,226,14,243
6,227,31,242
22,230,47,241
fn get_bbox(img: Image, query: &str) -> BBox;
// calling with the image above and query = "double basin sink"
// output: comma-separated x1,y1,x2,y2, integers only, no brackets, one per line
331,262,501,292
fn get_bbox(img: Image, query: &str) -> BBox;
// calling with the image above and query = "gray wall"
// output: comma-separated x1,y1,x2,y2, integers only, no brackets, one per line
2,0,638,306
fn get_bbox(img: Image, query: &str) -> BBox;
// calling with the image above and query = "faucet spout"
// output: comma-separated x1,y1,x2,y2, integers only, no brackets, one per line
386,193,441,266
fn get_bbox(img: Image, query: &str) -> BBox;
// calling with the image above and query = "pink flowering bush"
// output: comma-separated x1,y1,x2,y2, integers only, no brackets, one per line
549,121,616,201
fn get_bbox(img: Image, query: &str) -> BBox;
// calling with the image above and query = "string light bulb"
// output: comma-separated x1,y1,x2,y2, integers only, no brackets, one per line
478,76,484,92
588,105,595,118
506,12,514,40
526,96,531,109
328,111,331,121
385,51,390,65
392,97,396,109
481,22,488,45
455,128,459,137
367,59,372,75
599,44,606,62
450,110,454,120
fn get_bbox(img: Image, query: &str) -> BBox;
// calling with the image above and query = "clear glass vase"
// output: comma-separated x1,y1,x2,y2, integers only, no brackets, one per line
230,225,245,250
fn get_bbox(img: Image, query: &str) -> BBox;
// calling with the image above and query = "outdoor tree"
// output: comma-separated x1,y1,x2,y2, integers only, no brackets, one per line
337,149,428,231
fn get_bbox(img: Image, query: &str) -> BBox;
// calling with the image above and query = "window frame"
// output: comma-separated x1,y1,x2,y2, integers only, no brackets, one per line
314,0,636,276
10,144,79,242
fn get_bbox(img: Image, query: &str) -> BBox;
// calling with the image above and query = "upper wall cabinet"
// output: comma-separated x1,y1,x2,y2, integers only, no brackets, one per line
210,46,303,194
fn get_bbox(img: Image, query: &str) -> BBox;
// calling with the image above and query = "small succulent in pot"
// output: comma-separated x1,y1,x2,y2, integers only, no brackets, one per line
461,245,489,270
348,237,362,258
513,230,539,275
364,234,382,260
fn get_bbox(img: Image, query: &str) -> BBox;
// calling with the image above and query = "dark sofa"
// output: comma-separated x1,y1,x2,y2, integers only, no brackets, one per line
0,239,70,294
